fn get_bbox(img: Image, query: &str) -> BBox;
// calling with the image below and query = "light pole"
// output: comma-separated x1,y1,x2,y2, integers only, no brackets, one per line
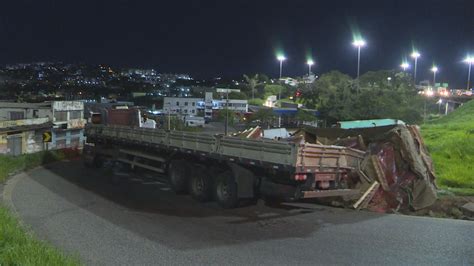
277,54,286,100
424,89,434,123
411,51,420,84
277,55,286,79
400,62,410,71
464,56,474,90
431,66,438,87
224,90,229,136
167,102,171,130
306,59,314,76
352,39,366,79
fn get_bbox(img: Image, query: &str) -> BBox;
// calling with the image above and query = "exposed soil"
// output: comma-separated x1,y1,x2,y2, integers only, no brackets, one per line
400,194,474,220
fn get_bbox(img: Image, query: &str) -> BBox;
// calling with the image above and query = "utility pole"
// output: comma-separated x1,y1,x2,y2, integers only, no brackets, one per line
167,102,171,130
224,90,229,136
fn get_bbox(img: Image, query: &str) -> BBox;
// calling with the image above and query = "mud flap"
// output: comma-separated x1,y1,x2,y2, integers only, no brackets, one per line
228,163,255,198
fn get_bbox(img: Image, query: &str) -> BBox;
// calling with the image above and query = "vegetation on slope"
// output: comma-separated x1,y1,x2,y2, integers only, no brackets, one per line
421,100,474,195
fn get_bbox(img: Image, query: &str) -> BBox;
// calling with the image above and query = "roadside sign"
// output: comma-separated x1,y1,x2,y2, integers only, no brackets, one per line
43,131,52,143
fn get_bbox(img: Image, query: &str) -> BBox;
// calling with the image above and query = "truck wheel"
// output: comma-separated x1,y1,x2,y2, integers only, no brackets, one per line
190,171,212,202
93,155,104,168
169,160,188,193
83,158,93,168
215,171,239,208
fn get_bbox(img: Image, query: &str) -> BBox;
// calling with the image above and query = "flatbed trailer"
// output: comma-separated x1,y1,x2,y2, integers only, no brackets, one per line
84,124,365,208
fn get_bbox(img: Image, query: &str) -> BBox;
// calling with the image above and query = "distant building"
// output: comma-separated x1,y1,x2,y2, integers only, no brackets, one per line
204,92,213,120
0,101,85,155
264,95,277,108
302,74,318,84
279,77,298,86
163,97,200,115
218,99,248,113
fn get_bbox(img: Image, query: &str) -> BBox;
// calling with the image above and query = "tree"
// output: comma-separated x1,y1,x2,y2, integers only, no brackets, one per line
295,109,318,125
249,108,276,128
303,71,355,124
248,98,264,106
300,70,423,125
217,108,238,126
243,74,260,100
228,91,247,100
263,84,287,100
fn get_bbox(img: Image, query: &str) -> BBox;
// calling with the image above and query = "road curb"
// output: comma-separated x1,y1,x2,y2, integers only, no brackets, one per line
1,170,36,227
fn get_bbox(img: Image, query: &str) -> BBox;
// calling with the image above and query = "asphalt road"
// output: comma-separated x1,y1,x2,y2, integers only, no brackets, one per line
3,160,473,265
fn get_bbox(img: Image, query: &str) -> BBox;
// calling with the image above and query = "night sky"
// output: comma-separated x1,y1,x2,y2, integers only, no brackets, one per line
1,0,473,87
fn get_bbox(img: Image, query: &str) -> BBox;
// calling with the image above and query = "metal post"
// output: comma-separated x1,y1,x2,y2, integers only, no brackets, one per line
224,91,229,136
467,62,472,90
423,99,426,123
167,103,171,130
433,71,436,87
308,64,311,76
278,60,283,100
279,60,283,79
357,46,361,79
413,57,418,85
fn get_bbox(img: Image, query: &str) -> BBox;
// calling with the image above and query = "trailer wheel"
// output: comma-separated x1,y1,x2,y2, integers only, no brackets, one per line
93,156,104,168
190,171,212,202
215,171,239,208
169,160,188,193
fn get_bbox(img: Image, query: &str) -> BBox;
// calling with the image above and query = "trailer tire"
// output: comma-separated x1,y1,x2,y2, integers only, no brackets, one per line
169,160,189,193
215,171,239,208
190,171,212,202
92,155,104,168
83,159,93,168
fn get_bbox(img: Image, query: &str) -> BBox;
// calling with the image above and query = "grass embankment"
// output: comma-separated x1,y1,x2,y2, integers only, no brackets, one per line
0,150,80,265
421,100,474,196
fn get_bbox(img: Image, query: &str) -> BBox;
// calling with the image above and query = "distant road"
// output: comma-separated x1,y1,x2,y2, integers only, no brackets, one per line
4,160,473,265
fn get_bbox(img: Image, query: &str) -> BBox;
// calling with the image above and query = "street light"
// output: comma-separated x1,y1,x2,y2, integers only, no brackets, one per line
277,54,286,100
400,62,410,71
431,66,438,87
352,39,366,79
411,51,421,84
277,55,286,79
464,56,474,90
306,59,314,75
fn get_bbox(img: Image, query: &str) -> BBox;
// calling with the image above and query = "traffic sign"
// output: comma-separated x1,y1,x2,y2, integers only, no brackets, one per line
43,131,52,143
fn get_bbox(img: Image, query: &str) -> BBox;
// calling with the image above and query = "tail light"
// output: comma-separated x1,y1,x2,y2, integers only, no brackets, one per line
294,173,307,181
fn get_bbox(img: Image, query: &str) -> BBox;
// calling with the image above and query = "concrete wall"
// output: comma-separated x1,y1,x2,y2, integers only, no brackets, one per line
0,130,45,155
0,106,52,120
0,101,86,154
51,101,85,150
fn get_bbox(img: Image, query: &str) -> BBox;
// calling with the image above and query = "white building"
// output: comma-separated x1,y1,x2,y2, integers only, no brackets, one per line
163,97,201,115
264,95,277,108
204,92,213,120
219,99,248,113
